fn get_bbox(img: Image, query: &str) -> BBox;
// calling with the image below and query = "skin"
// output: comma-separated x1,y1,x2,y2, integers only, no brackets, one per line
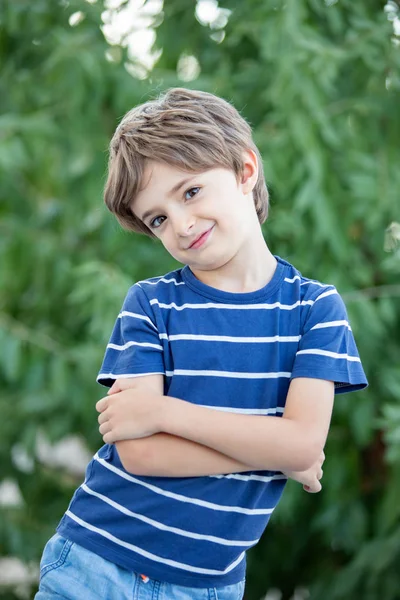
97,376,326,491
96,150,331,491
133,150,277,292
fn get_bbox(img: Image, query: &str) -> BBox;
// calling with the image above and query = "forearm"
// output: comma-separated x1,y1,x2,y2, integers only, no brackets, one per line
116,433,255,477
161,397,323,472
100,376,332,475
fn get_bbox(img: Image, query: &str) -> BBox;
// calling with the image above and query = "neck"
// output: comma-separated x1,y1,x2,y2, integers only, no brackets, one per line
191,231,277,294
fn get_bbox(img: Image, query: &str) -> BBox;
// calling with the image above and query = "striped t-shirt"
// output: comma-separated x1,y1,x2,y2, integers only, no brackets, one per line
57,256,368,588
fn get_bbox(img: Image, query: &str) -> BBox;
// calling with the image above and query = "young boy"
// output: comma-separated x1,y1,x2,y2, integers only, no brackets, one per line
36,88,367,600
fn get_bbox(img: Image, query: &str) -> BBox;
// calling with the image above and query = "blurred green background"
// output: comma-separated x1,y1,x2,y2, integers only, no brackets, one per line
1,0,400,598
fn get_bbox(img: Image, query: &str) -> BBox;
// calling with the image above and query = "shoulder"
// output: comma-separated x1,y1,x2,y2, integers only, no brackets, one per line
136,269,186,290
277,257,338,302
133,268,205,309
120,269,197,318
137,269,185,293
123,268,186,303
276,257,348,329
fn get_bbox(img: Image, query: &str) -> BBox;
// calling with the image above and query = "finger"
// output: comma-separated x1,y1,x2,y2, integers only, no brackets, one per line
98,412,108,425
305,480,322,493
96,397,108,413
108,380,121,395
103,432,116,444
99,422,111,435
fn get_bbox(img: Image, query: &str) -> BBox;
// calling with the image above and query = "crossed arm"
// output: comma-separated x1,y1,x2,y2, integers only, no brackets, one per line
96,375,333,490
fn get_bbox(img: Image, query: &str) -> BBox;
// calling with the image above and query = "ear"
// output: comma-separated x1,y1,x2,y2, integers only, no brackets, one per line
240,149,258,195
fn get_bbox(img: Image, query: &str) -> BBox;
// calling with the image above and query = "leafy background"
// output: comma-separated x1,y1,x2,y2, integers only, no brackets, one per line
0,0,400,598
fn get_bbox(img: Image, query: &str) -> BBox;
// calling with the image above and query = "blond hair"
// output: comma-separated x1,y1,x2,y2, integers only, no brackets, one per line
104,88,269,237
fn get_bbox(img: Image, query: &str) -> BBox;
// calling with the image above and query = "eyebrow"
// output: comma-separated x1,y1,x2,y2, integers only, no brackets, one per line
140,177,194,222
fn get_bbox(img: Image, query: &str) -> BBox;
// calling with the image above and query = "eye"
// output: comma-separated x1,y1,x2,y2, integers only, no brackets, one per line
149,215,166,229
184,187,200,201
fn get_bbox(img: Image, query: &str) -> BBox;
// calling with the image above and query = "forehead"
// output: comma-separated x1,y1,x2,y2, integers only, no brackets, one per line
140,161,193,194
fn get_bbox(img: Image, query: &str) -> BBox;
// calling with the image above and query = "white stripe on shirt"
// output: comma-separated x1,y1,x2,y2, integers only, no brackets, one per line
94,455,274,515
199,405,285,415
310,320,352,332
159,334,301,343
138,278,186,286
107,341,163,351
81,484,256,546
284,275,332,288
150,299,315,311
97,371,165,382
165,369,291,379
65,510,246,575
296,349,361,361
314,289,338,302
118,311,157,329
210,473,287,483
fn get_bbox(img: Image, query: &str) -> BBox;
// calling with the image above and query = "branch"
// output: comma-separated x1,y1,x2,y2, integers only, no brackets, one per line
0,313,71,359
342,284,400,302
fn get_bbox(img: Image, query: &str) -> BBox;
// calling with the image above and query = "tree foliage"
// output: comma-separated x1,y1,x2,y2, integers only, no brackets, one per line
0,0,399,598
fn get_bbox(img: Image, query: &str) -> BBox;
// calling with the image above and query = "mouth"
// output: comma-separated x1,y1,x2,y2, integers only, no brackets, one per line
187,226,215,250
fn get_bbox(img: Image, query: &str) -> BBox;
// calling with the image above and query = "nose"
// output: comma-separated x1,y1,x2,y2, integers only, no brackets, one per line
171,210,195,237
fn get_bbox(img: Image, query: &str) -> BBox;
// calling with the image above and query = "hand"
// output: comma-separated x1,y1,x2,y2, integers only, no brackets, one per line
283,451,325,493
96,387,164,444
107,378,133,395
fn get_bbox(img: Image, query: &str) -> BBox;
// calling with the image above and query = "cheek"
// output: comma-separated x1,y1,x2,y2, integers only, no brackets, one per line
160,237,173,252
218,207,244,232
160,233,180,257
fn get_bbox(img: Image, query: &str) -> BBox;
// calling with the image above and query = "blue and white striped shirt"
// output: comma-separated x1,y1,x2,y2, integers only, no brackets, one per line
57,256,367,588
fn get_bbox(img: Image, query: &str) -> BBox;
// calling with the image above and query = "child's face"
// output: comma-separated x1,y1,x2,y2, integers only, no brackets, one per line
131,154,260,273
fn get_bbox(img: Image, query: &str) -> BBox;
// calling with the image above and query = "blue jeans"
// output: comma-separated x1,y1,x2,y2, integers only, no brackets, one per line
35,534,246,599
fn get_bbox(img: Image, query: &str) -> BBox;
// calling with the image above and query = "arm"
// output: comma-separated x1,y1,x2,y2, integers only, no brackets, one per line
98,376,333,473
106,377,256,477
162,377,334,472
117,434,257,477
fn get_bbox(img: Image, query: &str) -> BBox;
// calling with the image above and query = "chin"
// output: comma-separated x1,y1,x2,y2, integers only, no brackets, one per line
192,256,233,272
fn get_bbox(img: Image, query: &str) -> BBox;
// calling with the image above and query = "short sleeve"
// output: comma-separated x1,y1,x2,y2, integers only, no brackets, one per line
96,284,165,388
290,288,368,394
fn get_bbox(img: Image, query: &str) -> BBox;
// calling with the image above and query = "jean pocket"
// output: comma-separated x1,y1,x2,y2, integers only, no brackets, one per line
213,579,246,600
40,533,74,580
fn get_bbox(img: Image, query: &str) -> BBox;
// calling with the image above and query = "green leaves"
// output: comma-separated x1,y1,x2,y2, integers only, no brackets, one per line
0,0,399,598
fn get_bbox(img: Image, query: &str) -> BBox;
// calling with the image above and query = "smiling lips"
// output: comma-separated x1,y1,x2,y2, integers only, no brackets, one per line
188,226,214,250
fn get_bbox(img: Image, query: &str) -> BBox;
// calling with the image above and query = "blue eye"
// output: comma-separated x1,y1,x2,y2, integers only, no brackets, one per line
184,187,200,200
150,215,166,229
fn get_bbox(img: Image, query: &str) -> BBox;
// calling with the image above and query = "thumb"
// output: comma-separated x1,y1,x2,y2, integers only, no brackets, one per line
108,380,121,395
304,481,322,494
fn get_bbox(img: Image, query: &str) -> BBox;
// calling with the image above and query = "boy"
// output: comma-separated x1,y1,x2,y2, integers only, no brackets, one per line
36,88,367,600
